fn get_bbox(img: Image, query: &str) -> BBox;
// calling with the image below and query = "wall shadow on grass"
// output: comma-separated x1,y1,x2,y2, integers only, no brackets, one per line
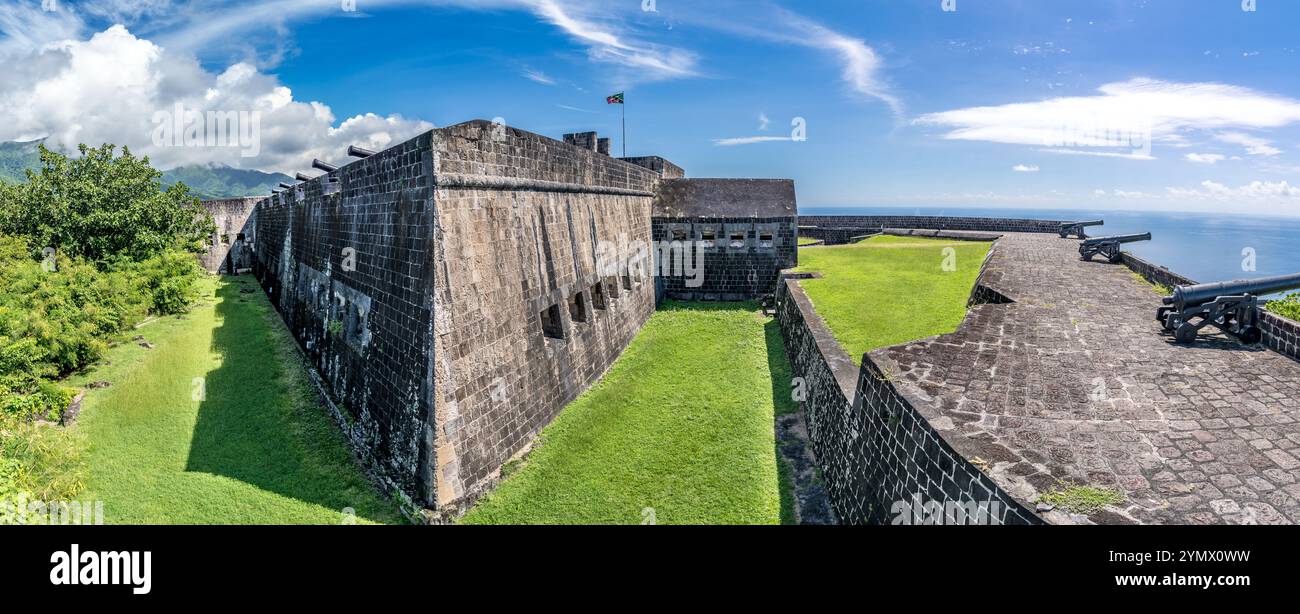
765,317,798,525
184,277,399,523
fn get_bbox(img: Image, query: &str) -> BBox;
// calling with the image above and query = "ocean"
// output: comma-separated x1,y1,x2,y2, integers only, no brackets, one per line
802,206,1300,300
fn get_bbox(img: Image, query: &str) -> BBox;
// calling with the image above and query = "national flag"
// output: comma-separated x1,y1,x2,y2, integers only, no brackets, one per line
606,92,624,105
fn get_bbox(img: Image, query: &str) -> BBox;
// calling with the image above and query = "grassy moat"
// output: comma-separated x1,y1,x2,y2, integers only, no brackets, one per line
35,236,987,525
462,302,797,525
68,277,404,524
793,235,992,363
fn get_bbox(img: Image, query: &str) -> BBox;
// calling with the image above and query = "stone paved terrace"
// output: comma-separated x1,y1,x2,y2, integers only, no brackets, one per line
871,232,1300,524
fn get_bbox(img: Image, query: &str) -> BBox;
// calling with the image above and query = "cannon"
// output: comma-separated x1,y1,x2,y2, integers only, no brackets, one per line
1078,232,1151,264
312,159,338,173
295,172,316,182
1157,272,1300,344
347,145,376,158
1060,220,1104,239
278,182,295,189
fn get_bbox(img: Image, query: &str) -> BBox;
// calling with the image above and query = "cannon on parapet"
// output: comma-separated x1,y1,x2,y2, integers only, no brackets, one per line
347,145,376,158
1158,273,1300,344
1060,220,1104,239
279,182,296,190
312,159,338,173
295,172,316,182
1078,232,1151,264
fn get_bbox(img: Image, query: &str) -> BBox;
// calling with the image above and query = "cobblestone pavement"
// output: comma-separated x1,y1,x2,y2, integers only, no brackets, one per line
871,233,1300,524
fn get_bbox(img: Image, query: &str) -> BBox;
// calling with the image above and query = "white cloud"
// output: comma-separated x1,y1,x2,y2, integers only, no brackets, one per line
1185,153,1226,164
0,25,431,173
1166,179,1300,200
915,78,1300,158
522,68,556,85
1012,164,1039,172
1214,131,1282,156
758,112,771,131
713,136,793,146
777,10,900,117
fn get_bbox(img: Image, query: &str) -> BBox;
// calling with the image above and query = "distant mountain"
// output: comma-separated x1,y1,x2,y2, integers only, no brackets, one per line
0,140,291,199
0,139,44,183
160,164,293,200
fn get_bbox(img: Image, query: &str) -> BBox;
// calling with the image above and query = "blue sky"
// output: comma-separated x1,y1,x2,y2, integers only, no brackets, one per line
2,0,1299,214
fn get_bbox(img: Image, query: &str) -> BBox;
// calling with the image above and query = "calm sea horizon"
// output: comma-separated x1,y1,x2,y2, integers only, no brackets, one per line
802,206,1300,299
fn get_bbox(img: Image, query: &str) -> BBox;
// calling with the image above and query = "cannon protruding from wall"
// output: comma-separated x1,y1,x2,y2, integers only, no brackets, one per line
296,172,316,182
1158,273,1300,344
279,182,296,190
1060,220,1105,239
1079,232,1151,263
312,159,339,173
347,145,376,158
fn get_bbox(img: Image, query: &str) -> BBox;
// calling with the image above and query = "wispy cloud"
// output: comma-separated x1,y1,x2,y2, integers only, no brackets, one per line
1215,131,1282,156
714,136,793,146
522,68,556,85
1185,153,1226,164
1012,164,1040,172
915,78,1300,158
758,112,770,131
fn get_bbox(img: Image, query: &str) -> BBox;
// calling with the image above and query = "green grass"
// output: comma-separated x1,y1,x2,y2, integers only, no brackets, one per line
1037,485,1125,515
68,276,404,524
798,236,822,246
462,302,794,525
792,235,992,364
1266,292,1300,322
1129,270,1173,296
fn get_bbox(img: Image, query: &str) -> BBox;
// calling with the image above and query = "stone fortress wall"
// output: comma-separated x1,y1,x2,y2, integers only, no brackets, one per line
236,120,796,519
800,215,1063,245
198,196,261,274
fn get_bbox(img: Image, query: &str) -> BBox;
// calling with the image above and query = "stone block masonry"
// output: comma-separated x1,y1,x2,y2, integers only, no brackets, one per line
775,276,1039,524
251,121,665,519
252,133,437,512
800,215,1066,245
199,197,261,274
429,121,660,516
652,179,798,301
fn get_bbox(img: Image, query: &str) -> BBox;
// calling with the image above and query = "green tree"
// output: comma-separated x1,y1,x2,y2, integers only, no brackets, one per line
0,144,215,263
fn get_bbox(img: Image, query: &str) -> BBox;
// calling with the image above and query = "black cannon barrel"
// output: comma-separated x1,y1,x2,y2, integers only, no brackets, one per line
312,159,338,173
1164,272,1300,310
295,172,316,182
347,145,376,158
1064,220,1105,228
1081,232,1151,246
278,182,295,189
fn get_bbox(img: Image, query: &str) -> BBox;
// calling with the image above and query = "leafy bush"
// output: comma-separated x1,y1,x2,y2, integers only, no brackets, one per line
0,143,214,262
0,235,207,423
1267,292,1300,322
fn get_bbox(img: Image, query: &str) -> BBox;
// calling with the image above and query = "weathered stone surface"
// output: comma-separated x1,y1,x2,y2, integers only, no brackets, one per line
252,121,665,518
199,197,260,274
800,215,1065,245
873,232,1300,524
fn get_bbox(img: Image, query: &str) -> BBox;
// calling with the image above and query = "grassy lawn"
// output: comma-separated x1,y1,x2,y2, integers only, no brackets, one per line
793,235,992,364
462,302,796,525
798,236,823,246
68,276,404,524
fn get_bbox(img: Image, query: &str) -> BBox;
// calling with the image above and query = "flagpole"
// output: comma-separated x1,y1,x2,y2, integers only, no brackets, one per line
621,98,627,158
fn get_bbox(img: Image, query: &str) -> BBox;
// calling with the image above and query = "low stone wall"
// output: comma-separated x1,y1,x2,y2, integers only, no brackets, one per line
801,215,1064,245
775,277,1040,525
1121,252,1198,288
1122,252,1300,363
1262,312,1300,361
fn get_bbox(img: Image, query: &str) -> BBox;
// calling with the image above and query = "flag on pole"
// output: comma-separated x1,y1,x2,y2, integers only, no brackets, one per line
606,92,624,104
